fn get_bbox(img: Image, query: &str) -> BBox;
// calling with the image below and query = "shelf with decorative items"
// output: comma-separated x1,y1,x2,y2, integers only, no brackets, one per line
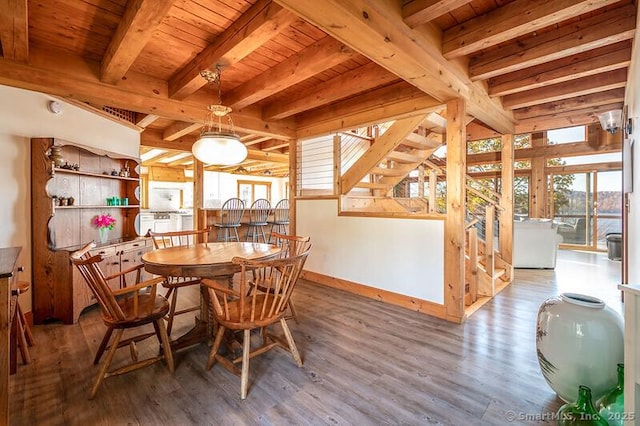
31,138,150,324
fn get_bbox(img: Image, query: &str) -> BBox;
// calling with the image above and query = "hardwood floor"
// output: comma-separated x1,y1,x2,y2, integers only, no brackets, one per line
10,249,623,425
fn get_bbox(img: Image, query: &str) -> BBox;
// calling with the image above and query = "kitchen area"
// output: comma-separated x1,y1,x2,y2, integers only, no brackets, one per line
138,165,289,237
139,175,194,235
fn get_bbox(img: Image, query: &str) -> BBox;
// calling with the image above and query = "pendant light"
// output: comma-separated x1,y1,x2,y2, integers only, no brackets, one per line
192,66,247,165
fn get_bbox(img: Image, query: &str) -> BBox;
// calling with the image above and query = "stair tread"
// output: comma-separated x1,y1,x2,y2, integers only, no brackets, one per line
386,151,424,163
370,167,408,177
354,182,389,189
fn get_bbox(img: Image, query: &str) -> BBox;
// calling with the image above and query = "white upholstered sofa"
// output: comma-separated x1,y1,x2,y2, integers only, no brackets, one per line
513,219,563,268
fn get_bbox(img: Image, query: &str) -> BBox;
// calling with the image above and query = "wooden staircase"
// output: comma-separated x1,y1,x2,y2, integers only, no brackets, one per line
464,205,513,316
340,115,443,199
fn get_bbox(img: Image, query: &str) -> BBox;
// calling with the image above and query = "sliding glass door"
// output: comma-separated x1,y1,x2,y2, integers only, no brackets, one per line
550,171,622,250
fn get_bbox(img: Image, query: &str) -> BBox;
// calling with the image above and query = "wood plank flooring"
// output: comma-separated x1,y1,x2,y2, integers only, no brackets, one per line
9,249,623,425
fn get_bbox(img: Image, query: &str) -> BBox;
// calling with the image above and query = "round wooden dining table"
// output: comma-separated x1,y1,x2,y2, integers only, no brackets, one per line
142,241,281,351
142,241,281,278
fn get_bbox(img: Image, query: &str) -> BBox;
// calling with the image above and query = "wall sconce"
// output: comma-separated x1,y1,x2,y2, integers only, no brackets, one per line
598,110,623,134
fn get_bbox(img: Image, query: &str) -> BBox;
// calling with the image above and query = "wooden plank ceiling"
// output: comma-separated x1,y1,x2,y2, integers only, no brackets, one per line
0,0,635,176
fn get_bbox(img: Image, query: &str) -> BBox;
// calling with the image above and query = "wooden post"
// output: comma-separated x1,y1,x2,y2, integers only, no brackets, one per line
333,134,341,196
289,138,297,235
468,227,478,304
530,132,546,218
444,98,466,323
500,133,514,271
429,168,437,213
418,164,425,197
193,158,204,239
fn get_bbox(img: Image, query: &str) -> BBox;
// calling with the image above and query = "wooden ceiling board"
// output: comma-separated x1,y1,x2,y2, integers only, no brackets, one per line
167,4,225,35
192,0,256,19
157,18,215,48
287,17,327,41
78,0,127,15
251,43,292,65
171,0,236,29
0,0,633,172
270,24,317,51
130,32,201,80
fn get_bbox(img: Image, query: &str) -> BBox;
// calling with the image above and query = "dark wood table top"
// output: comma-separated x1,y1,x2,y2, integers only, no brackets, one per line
142,242,281,278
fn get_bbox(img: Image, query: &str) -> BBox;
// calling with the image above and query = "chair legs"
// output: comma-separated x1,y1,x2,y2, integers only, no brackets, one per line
88,319,175,399
165,287,178,336
94,326,114,365
155,319,175,374
286,300,299,324
268,223,289,242
246,224,267,243
206,320,303,399
279,318,303,367
217,227,240,242
206,324,227,370
90,328,123,399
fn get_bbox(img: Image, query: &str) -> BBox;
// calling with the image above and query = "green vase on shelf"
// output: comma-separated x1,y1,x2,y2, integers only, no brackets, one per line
596,364,624,426
557,385,608,426
99,227,109,244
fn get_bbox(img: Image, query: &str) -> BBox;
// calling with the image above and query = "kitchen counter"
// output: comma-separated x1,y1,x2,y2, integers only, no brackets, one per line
198,208,276,241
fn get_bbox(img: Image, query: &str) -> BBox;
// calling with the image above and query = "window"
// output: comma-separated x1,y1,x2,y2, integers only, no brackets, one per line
237,180,271,205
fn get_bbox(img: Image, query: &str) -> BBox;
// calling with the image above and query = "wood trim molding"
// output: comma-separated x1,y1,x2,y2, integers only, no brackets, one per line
300,270,446,319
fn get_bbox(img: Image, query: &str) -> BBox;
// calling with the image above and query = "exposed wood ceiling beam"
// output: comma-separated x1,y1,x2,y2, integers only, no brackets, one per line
443,0,611,59
275,0,515,134
167,157,193,167
150,151,181,163
513,88,626,121
516,102,623,134
259,139,289,151
262,62,398,120
163,121,202,141
0,0,28,62
141,129,289,163
295,81,444,139
0,54,296,140
546,161,622,174
488,41,632,97
469,5,636,80
136,114,160,128
469,161,622,178
467,137,621,165
225,36,356,110
100,0,175,84
169,0,297,100
243,136,272,146
402,0,473,28
502,68,627,110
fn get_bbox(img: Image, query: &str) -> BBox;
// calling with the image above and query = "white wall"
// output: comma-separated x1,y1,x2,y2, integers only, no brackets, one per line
296,199,445,304
626,12,640,284
0,85,140,312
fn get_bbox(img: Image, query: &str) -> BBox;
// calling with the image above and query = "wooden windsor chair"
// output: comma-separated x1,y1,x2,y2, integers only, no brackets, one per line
214,198,245,242
245,198,271,243
202,247,311,399
268,199,290,241
248,232,311,323
70,242,174,399
149,227,211,336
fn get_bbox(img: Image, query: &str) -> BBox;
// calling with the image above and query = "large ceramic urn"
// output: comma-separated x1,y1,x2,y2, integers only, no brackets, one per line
536,292,624,403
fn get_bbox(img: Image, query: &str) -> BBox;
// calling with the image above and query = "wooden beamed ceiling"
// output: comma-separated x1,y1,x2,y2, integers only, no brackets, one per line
0,0,635,175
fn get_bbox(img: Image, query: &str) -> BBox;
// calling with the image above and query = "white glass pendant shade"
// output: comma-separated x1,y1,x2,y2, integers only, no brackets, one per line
192,132,248,165
598,110,622,134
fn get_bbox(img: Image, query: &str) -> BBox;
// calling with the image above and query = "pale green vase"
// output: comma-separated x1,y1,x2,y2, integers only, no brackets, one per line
98,227,109,244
